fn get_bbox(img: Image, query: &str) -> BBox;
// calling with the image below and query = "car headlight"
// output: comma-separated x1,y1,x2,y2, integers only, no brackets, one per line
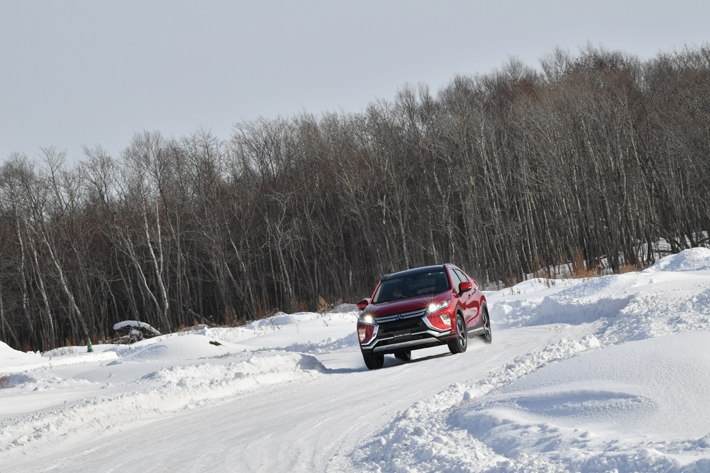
358,314,374,325
427,299,451,314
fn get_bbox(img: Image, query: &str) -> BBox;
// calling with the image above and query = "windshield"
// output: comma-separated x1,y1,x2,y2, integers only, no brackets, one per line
373,269,451,304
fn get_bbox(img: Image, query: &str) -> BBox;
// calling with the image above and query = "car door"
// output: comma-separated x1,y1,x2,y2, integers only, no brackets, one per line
448,267,463,314
454,268,479,328
463,270,482,327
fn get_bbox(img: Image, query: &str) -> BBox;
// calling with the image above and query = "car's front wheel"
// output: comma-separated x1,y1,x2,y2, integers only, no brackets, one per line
363,352,384,370
448,314,467,354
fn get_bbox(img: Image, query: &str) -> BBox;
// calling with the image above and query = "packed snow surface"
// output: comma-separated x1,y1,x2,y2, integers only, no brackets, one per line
2,249,710,472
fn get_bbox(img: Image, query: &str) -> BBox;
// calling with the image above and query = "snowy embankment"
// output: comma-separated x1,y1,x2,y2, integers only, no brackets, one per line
0,309,359,453
2,249,710,472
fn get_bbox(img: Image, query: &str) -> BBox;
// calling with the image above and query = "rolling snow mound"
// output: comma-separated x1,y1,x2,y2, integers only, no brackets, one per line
451,331,710,471
645,247,710,273
490,248,710,345
0,342,43,371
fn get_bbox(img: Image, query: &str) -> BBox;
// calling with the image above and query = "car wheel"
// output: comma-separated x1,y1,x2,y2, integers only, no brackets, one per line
448,314,467,354
394,350,411,362
363,352,385,370
479,307,492,344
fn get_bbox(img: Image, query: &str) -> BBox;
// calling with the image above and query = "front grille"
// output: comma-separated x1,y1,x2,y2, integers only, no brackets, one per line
374,307,428,324
379,318,428,335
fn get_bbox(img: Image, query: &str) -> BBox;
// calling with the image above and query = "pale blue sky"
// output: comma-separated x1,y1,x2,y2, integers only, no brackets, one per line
1,0,708,162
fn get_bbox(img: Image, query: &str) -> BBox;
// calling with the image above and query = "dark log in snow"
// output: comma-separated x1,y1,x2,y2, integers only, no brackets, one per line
112,320,161,344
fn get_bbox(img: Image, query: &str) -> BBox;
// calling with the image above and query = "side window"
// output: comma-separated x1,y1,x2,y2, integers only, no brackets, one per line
449,268,461,291
462,271,479,288
454,269,469,283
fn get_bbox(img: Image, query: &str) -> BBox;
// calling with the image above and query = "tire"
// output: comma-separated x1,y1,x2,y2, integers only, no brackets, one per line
363,352,385,370
394,350,411,362
448,314,467,354
479,307,492,344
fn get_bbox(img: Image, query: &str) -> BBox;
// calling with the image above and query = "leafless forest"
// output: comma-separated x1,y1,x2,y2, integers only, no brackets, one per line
1,46,709,351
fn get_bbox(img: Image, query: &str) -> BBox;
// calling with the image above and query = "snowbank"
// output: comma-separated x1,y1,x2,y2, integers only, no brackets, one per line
490,249,710,345
0,342,43,372
0,350,327,453
451,331,710,471
119,335,237,362
645,247,710,273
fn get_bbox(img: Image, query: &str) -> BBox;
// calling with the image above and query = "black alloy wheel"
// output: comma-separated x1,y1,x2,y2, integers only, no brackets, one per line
363,352,385,370
448,314,467,354
479,307,492,344
394,350,412,362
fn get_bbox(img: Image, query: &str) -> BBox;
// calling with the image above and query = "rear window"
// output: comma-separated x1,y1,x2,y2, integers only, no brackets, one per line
373,270,451,304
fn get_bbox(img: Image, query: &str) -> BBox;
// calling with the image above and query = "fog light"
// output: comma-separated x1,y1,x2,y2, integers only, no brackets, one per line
357,321,375,344
439,313,451,327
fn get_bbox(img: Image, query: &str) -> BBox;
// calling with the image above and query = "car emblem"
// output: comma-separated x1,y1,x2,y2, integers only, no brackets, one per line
396,314,402,320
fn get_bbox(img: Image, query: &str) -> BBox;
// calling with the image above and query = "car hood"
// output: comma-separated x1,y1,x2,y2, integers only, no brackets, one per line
364,291,452,318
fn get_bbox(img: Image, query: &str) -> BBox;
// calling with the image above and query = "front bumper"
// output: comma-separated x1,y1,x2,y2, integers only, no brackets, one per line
359,308,455,355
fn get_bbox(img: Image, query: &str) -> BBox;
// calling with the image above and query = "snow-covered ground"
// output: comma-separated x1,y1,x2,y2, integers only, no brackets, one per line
2,248,710,472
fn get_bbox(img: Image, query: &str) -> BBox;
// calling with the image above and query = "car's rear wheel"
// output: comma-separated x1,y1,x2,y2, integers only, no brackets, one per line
394,350,411,362
448,314,467,354
363,352,385,370
479,307,492,344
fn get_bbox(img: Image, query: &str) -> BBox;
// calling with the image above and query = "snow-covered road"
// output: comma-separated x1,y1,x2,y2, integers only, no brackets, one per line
3,248,710,472
6,327,560,473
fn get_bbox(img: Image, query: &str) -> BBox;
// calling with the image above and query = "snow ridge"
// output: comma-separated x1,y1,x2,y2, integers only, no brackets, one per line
0,352,325,453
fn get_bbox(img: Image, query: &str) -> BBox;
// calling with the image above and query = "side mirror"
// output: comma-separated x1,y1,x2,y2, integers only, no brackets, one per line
356,298,370,310
459,282,473,293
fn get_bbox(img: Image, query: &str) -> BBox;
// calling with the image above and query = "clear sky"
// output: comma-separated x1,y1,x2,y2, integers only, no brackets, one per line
1,0,708,163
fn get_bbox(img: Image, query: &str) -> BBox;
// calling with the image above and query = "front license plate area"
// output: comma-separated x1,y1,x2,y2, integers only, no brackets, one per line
392,329,411,338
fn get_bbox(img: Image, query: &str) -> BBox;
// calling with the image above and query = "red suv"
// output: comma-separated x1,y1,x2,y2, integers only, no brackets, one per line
356,264,491,370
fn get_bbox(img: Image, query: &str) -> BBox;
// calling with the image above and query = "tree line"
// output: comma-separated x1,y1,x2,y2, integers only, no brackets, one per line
1,45,709,351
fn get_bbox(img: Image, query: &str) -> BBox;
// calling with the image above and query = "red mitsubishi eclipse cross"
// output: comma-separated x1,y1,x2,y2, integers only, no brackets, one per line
356,264,491,370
